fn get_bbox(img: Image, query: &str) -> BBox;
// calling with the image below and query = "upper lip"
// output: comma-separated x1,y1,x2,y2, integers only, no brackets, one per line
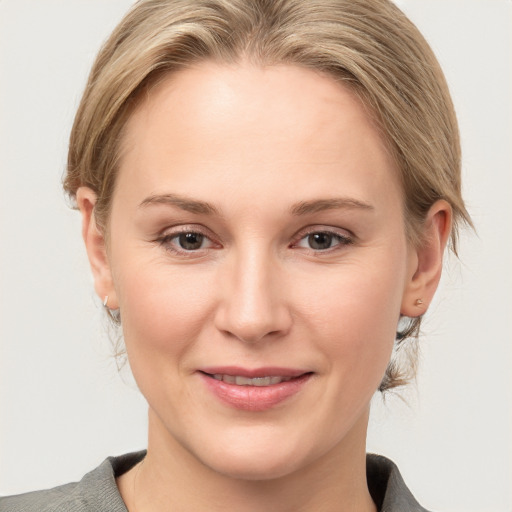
198,366,310,378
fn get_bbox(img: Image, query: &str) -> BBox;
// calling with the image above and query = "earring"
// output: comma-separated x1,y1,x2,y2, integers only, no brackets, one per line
415,298,424,306
102,295,121,323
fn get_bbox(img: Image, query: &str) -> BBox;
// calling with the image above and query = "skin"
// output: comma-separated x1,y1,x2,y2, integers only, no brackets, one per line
78,62,451,512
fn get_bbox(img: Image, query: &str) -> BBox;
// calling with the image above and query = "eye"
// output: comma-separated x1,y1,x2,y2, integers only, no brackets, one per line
158,229,216,254
295,230,352,251
176,232,207,251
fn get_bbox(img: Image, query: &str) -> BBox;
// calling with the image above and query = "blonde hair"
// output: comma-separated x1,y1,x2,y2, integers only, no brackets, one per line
64,0,471,391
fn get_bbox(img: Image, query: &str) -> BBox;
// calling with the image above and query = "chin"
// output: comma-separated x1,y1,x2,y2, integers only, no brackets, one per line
188,427,322,482
203,450,308,482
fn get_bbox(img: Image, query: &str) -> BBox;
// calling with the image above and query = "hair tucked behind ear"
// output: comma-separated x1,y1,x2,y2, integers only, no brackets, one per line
377,318,420,393
64,0,472,392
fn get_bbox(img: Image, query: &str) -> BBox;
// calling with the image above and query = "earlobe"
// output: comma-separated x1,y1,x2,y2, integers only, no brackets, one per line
76,187,118,309
401,200,452,318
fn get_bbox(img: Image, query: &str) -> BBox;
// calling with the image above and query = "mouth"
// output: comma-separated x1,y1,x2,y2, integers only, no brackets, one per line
208,374,296,386
198,367,313,411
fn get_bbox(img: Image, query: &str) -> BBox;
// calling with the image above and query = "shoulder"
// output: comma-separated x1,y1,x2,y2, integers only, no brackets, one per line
0,451,146,512
0,481,86,512
366,454,432,512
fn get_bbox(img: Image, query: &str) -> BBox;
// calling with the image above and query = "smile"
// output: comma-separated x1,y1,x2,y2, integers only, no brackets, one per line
210,374,294,386
199,368,312,411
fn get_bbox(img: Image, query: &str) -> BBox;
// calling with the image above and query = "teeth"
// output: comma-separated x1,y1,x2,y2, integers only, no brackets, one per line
211,374,293,386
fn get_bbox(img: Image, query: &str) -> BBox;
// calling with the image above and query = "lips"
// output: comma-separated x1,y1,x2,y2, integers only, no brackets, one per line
210,374,294,386
198,367,312,411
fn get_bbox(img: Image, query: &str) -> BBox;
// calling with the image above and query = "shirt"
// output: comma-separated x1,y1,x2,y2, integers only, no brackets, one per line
0,451,429,511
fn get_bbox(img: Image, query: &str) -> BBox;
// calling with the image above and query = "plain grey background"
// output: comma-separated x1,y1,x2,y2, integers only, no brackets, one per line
0,1,511,510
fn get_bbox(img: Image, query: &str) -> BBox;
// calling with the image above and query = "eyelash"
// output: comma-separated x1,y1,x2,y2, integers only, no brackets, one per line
156,226,217,257
155,226,353,256
291,229,353,253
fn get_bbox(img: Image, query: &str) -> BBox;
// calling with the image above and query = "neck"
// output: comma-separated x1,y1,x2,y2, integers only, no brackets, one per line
118,408,376,512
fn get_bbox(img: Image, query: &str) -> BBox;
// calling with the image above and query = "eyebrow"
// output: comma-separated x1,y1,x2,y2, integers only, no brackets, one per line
290,197,374,216
139,193,219,215
139,193,373,216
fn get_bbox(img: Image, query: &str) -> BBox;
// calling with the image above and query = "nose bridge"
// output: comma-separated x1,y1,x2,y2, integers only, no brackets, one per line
216,242,290,343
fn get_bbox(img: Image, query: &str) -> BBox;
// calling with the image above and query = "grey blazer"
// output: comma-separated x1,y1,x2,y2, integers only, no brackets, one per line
0,452,430,511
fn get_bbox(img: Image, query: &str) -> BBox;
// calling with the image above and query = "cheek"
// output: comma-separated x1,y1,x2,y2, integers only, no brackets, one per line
114,261,221,416
295,257,405,383
115,257,217,361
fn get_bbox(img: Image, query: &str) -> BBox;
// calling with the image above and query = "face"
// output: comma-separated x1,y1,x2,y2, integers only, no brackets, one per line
85,62,425,480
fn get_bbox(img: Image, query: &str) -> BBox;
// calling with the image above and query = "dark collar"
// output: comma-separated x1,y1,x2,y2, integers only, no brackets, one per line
366,453,430,511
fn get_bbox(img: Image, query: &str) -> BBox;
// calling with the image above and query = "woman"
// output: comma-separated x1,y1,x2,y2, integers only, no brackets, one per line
0,0,474,510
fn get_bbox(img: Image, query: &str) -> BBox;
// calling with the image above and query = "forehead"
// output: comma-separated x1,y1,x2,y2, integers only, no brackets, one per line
117,61,401,211
125,62,384,151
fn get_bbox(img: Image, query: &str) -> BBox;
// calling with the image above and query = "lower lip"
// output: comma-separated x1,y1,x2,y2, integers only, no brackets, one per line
199,373,312,412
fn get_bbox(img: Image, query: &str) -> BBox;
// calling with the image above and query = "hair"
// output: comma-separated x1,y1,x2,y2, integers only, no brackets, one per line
64,0,472,391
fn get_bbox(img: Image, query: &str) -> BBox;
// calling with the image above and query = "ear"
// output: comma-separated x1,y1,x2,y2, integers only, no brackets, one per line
76,187,118,309
401,200,452,317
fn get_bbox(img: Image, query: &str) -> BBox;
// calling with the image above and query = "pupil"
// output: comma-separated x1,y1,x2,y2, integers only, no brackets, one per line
309,233,332,250
179,232,203,250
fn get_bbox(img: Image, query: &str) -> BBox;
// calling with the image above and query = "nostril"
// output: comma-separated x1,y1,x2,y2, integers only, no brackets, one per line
218,323,287,344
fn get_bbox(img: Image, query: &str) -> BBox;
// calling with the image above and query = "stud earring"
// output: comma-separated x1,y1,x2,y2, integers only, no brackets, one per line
103,296,109,308
415,298,424,306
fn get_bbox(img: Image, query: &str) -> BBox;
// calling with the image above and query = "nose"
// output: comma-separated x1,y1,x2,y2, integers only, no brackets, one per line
214,247,292,344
